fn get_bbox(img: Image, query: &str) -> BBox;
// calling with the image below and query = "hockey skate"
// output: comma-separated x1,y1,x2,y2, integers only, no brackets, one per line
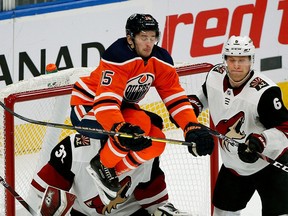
86,154,121,204
153,202,192,216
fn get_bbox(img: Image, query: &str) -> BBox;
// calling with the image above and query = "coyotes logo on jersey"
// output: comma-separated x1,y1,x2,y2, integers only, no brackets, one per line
216,111,246,151
84,177,131,214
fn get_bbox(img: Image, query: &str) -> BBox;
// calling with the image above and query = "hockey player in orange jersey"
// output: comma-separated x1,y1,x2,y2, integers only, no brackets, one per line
70,13,214,204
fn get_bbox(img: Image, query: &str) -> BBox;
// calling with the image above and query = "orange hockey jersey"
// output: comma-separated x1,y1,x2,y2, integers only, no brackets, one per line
71,37,198,131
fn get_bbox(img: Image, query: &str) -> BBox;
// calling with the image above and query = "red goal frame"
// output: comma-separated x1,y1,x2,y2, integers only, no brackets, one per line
3,63,219,216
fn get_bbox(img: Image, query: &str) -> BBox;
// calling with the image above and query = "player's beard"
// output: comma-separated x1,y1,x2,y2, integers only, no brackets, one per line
227,70,252,88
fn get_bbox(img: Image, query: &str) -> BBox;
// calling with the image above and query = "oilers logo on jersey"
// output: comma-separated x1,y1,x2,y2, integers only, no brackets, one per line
124,73,154,102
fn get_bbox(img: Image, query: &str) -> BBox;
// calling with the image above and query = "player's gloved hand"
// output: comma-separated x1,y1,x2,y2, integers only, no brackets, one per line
184,122,214,156
238,133,266,163
112,122,152,151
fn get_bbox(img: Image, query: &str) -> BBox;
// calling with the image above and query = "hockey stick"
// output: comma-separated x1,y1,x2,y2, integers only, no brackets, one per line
200,124,288,173
0,175,37,216
0,100,195,147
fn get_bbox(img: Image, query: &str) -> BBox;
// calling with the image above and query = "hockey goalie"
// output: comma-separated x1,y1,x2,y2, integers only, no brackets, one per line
26,132,192,216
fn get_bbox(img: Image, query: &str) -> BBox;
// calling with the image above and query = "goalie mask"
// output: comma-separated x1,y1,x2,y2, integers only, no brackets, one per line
125,13,160,39
222,35,255,70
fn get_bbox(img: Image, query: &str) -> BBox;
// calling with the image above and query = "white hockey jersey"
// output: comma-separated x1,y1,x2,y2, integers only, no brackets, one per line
28,133,158,215
196,64,288,175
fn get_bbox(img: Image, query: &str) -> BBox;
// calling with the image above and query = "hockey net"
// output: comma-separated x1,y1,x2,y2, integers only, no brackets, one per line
0,63,218,216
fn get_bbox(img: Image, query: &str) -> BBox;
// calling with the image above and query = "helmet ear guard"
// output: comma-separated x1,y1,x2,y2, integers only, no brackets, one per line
125,13,160,39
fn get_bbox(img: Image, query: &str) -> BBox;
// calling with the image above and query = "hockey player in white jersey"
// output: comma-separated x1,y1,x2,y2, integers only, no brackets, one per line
186,36,288,216
27,132,192,215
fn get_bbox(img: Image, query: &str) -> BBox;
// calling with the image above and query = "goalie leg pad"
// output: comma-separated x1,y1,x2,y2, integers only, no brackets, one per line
40,186,76,216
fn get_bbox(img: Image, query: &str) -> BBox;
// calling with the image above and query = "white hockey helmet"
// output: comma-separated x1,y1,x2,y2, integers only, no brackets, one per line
222,35,255,68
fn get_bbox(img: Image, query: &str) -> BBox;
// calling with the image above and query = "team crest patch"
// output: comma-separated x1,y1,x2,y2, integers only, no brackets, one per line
74,134,90,148
212,64,226,74
250,77,269,91
124,73,154,102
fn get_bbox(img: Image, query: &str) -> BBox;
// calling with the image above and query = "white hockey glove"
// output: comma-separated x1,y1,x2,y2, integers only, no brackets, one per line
40,186,76,216
153,202,192,216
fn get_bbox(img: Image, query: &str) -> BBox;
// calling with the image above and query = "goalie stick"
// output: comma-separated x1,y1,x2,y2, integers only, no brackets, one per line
199,123,288,173
0,175,37,216
0,100,195,147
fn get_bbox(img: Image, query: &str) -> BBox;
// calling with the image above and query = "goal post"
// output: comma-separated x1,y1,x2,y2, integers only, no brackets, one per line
0,63,218,216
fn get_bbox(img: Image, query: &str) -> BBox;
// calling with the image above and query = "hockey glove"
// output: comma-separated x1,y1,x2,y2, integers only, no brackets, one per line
112,122,152,151
238,133,266,163
184,122,214,156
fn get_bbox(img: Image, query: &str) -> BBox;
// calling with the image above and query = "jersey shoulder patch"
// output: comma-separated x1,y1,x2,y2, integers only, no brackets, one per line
74,134,91,148
249,77,269,91
211,63,226,74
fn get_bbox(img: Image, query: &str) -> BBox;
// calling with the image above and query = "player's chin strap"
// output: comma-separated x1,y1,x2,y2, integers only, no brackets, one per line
0,100,195,148
200,123,288,173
